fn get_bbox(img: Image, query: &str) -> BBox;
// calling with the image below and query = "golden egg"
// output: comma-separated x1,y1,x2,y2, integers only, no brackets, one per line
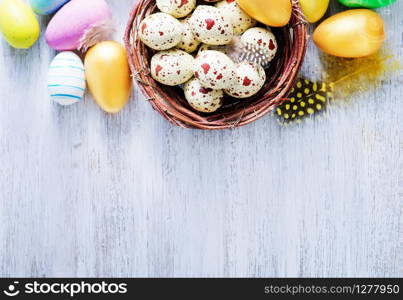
85,41,132,113
313,9,385,58
299,0,329,23
236,0,292,27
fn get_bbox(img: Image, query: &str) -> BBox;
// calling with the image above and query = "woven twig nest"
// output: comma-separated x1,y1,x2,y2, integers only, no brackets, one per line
124,0,308,130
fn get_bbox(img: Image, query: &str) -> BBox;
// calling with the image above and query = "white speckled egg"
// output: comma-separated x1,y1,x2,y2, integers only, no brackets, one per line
138,12,183,50
48,51,86,105
194,50,237,89
241,27,278,62
177,17,200,53
188,5,234,46
225,62,266,98
151,49,194,86
156,0,196,18
215,0,257,35
184,78,224,113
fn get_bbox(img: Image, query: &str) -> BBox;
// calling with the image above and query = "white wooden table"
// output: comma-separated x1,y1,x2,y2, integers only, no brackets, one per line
0,0,402,277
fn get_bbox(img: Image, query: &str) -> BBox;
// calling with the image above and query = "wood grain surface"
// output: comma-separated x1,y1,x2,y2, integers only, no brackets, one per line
0,0,402,277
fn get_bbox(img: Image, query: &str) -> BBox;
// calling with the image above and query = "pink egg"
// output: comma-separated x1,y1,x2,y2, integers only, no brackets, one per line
45,0,112,51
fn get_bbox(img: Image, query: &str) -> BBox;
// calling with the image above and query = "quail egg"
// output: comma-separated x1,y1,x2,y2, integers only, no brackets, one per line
151,49,194,86
188,5,234,46
215,0,257,35
225,62,266,98
193,50,237,89
184,78,224,113
138,12,183,50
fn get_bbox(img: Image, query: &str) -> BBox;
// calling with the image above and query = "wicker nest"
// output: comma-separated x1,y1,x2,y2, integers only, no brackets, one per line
124,0,308,130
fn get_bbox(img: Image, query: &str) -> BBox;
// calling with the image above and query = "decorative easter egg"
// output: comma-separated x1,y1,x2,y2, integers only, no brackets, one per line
138,13,183,50
313,9,385,58
45,0,112,51
225,62,266,98
241,27,278,63
236,0,292,27
30,0,70,15
194,50,237,89
338,0,396,8
0,0,40,49
188,5,234,46
184,78,224,113
299,0,329,23
48,52,85,106
151,49,194,86
215,0,257,35
84,41,132,113
177,17,200,53
156,0,196,18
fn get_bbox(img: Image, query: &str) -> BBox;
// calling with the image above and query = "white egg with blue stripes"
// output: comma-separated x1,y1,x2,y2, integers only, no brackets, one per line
48,51,86,106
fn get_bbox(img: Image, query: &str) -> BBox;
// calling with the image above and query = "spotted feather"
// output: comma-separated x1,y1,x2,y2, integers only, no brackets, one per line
276,78,334,124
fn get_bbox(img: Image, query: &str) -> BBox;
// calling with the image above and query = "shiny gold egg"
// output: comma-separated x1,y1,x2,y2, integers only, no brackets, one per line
313,9,385,58
85,41,132,113
236,0,292,27
300,0,329,23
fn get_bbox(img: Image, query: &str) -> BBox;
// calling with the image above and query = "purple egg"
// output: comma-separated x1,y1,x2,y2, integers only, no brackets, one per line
45,0,112,51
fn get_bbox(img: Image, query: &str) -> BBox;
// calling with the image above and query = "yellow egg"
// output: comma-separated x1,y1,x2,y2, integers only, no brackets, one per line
237,0,292,27
85,41,132,113
299,0,329,23
0,0,40,49
313,9,385,58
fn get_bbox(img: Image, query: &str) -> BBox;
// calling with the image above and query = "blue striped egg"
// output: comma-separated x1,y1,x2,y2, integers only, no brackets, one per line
30,0,70,15
48,51,85,106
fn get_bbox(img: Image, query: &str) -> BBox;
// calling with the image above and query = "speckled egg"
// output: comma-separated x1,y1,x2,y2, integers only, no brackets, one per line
138,12,183,50
194,50,237,89
177,17,200,53
184,78,224,113
156,0,196,18
188,5,234,46
215,0,257,35
151,49,194,86
225,62,266,98
241,27,278,63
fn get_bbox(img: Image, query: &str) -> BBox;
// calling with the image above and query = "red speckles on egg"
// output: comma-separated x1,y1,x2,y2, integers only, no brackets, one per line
199,87,212,94
243,76,252,86
205,19,215,30
201,63,210,74
178,0,189,9
155,65,163,76
141,23,147,34
269,39,276,50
